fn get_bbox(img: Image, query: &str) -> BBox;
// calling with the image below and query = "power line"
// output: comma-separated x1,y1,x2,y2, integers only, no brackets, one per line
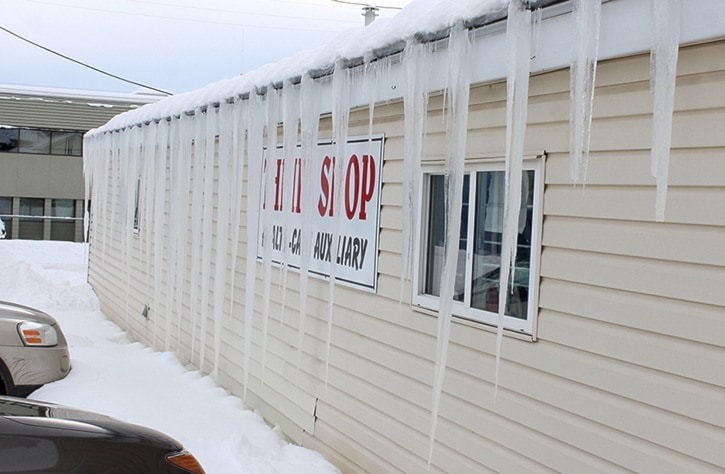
0,24,172,95
23,0,360,29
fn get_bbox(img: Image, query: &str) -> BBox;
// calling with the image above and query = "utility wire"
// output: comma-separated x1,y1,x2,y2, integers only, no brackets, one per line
0,24,172,95
24,0,359,28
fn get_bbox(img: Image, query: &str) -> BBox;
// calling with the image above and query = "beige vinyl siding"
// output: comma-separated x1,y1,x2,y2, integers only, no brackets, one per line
88,39,725,473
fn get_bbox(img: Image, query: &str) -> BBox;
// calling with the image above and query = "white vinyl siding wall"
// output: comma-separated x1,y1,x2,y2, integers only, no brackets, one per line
87,39,725,472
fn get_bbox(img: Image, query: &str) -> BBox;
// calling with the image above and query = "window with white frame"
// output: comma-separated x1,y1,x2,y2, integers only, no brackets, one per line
414,159,542,335
133,177,141,233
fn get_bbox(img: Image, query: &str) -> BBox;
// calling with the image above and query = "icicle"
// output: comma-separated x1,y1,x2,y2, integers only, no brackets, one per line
142,124,156,295
496,0,532,401
82,134,95,245
164,115,185,352
227,100,248,360
152,120,168,349
401,41,430,304
212,101,235,379
260,87,280,387
296,74,321,371
120,127,140,326
243,92,267,400
198,107,219,373
278,79,301,327
650,0,680,222
188,112,206,364
569,0,602,184
324,60,351,387
427,24,472,468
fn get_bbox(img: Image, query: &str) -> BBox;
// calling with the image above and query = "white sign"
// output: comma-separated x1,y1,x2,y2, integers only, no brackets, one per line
258,135,384,291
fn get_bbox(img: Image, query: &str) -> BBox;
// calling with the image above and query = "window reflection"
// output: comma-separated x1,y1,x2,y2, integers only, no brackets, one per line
0,126,83,156
18,129,51,154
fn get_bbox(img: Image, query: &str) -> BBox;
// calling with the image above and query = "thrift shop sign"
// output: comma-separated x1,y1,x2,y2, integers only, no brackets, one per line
258,135,384,291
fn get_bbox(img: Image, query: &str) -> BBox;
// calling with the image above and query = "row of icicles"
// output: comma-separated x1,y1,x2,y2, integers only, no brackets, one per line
83,0,680,467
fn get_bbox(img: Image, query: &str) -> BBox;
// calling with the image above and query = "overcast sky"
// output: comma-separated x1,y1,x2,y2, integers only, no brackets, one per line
2,0,413,95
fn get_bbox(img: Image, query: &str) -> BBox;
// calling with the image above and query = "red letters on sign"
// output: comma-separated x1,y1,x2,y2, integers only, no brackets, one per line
319,153,376,220
344,154,376,220
317,155,335,217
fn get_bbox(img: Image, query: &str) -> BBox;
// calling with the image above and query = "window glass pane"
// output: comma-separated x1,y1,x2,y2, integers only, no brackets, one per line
471,170,535,319
0,128,19,152
18,129,51,154
18,198,44,240
50,132,83,156
0,197,12,216
424,174,469,301
19,198,44,217
51,199,75,218
0,197,10,239
50,199,75,241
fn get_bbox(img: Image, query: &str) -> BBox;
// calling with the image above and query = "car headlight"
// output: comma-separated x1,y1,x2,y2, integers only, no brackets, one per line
17,321,58,347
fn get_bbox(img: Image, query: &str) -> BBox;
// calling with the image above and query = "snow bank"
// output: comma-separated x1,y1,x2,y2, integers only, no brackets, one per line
0,240,98,313
0,240,338,474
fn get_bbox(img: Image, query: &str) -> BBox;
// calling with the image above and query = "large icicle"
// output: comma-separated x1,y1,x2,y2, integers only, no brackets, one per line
296,74,321,371
164,114,186,352
227,100,248,361
324,60,351,387
152,120,169,348
401,41,430,303
427,24,472,467
260,87,280,386
212,101,235,379
243,92,267,400
198,107,219,372
141,124,156,296
188,112,206,364
650,0,680,222
120,127,139,326
496,0,532,399
569,0,602,183
278,79,301,327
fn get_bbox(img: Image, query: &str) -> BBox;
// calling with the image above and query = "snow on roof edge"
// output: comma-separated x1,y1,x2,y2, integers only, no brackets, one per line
89,0,562,136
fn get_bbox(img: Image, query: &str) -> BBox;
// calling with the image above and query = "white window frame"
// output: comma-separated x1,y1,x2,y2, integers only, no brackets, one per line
412,156,544,336
132,176,141,234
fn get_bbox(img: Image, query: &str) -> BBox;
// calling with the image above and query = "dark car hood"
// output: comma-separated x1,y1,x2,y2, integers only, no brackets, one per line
0,396,181,450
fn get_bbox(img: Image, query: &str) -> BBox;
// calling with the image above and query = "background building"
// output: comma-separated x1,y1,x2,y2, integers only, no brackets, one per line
0,85,161,241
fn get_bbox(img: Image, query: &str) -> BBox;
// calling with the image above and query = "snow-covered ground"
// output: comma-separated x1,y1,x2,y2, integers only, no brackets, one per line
0,239,339,474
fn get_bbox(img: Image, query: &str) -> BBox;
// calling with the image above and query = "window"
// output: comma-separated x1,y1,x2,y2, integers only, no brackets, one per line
18,198,44,240
133,177,141,233
0,126,83,156
18,129,51,154
50,131,83,156
0,128,19,152
415,160,542,335
0,197,11,239
51,199,76,241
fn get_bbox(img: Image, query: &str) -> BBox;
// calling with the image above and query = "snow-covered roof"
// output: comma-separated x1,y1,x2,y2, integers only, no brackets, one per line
90,0,563,134
0,83,164,104
88,0,725,136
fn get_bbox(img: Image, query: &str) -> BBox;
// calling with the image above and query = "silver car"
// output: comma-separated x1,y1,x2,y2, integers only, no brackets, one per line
0,301,70,397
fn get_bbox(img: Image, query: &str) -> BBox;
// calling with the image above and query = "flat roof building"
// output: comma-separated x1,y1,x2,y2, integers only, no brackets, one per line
0,85,161,241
